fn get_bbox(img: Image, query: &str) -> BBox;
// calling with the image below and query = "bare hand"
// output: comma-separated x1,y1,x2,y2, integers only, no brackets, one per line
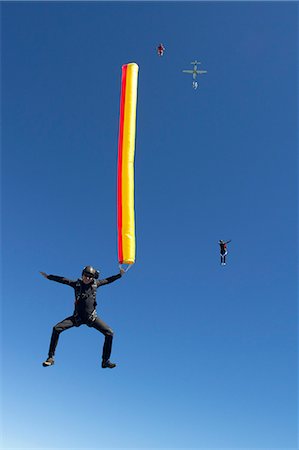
120,268,125,276
40,271,49,279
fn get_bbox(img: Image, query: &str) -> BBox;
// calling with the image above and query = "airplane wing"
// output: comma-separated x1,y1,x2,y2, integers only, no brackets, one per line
196,70,207,74
182,70,194,73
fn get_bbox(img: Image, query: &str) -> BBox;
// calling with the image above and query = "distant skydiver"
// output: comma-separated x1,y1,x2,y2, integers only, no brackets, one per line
40,265,125,369
157,43,165,56
219,240,231,265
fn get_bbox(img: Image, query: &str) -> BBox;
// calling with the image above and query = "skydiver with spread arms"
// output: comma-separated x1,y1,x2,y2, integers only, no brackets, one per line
40,265,124,369
219,240,231,266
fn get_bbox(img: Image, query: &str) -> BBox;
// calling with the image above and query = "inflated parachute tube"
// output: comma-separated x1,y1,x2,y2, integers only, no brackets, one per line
117,63,139,269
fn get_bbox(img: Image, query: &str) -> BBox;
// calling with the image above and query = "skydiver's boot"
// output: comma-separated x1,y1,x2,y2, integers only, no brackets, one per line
101,359,116,369
42,357,55,367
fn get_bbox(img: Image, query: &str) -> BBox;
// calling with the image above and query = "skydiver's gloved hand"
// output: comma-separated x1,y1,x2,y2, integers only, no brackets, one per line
120,268,125,277
40,271,49,279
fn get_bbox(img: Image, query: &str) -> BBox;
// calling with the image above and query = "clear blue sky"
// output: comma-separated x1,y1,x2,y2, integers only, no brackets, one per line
1,1,298,449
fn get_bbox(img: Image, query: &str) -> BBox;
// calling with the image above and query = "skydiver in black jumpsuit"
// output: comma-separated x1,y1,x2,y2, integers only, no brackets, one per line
40,265,124,368
219,240,231,265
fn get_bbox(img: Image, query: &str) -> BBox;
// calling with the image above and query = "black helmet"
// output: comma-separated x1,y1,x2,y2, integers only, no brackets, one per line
82,265,100,279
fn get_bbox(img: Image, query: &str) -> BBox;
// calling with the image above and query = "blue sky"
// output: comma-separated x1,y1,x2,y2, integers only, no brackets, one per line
1,1,298,449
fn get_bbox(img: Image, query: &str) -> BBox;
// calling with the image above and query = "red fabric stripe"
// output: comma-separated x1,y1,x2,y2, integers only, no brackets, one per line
117,65,127,263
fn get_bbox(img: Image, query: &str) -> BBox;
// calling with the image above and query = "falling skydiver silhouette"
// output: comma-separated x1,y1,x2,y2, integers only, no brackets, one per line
219,240,231,265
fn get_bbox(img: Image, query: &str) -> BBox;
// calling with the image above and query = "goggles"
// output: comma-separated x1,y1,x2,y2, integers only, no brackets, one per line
83,273,94,279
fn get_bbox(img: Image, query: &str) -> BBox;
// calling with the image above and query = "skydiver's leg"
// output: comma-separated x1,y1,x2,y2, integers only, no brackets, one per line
48,316,76,358
222,251,227,265
90,317,114,364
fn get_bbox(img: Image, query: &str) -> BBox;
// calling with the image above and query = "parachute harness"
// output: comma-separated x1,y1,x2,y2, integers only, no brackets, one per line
74,279,98,325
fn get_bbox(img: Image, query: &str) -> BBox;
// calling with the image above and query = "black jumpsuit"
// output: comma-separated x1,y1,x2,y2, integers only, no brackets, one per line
46,274,121,362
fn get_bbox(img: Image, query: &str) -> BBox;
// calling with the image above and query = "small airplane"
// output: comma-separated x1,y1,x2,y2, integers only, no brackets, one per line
182,60,207,89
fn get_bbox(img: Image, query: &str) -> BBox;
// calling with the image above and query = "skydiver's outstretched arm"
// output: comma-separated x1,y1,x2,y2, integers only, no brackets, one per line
97,269,125,287
39,272,76,287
